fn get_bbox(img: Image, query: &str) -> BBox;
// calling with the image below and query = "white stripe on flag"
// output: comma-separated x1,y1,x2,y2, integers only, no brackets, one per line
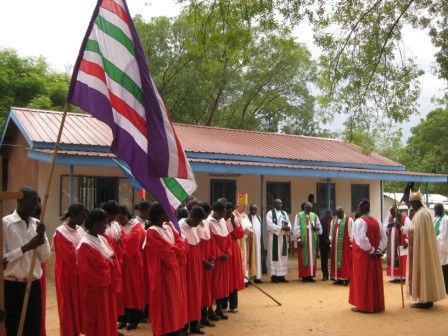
112,109,148,153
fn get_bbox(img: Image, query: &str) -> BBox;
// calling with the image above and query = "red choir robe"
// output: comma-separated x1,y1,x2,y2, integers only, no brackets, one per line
180,220,203,322
102,220,124,316
330,216,352,280
77,234,121,336
227,219,245,292
349,216,385,313
40,263,47,336
197,220,216,308
53,223,85,336
385,213,408,278
145,223,188,336
208,216,232,300
119,219,146,310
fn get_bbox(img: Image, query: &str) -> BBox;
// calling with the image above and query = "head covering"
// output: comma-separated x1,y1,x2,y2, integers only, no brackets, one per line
409,189,422,202
237,193,248,206
357,199,370,213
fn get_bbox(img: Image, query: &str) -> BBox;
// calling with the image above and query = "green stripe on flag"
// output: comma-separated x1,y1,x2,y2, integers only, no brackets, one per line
162,177,189,203
85,40,144,105
95,15,136,57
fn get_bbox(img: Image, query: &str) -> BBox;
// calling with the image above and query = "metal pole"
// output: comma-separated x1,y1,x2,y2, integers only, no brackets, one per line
380,180,384,223
69,165,74,204
326,178,331,214
425,182,430,208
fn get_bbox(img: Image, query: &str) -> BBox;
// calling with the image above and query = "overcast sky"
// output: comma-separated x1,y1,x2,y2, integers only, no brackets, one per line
1,0,445,141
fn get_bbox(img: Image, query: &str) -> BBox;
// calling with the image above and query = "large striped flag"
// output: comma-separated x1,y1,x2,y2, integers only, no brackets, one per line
67,0,196,229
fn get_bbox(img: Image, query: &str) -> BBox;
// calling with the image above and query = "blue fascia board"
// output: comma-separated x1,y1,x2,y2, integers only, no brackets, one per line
190,161,448,183
0,111,34,149
186,152,406,172
28,150,117,167
32,141,111,153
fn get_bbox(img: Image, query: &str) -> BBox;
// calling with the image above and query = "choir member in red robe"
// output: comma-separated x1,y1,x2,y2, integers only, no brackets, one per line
77,208,123,336
208,201,232,320
101,200,124,318
224,202,245,313
145,202,188,336
349,199,387,313
54,203,88,336
135,200,152,322
116,205,146,331
180,206,207,334
197,202,216,327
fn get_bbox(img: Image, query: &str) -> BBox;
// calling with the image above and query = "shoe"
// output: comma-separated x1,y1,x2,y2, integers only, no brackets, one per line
215,310,228,320
118,333,125,336
207,310,220,321
190,328,206,334
271,276,279,283
351,307,361,313
411,302,433,309
278,277,289,283
333,280,344,285
322,276,328,281
343,280,349,286
254,279,263,284
201,319,215,327
309,278,316,283
126,323,137,331
245,282,250,287
117,322,126,329
229,308,238,313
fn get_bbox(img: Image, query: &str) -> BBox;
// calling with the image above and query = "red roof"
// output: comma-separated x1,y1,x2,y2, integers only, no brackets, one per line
9,107,402,168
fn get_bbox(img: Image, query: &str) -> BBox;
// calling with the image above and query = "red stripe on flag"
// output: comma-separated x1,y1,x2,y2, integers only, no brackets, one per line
80,59,107,85
162,101,188,179
100,0,129,24
79,59,147,137
109,91,148,137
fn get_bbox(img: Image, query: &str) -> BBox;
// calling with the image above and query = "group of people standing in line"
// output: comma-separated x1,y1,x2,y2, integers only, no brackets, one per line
3,187,448,336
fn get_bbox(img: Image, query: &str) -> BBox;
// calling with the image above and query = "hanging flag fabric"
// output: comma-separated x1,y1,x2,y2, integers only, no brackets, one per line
67,0,196,229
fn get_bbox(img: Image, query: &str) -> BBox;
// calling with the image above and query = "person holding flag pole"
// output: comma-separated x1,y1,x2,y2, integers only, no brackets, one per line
19,0,197,333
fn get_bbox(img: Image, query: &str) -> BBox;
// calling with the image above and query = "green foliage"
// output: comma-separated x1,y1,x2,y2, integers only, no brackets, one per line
136,2,319,135
402,107,448,194
0,48,70,129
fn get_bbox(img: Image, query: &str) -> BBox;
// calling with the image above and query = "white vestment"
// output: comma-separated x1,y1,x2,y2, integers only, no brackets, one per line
250,214,263,280
266,209,291,276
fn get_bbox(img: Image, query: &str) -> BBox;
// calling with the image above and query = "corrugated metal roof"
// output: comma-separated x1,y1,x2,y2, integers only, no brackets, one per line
9,107,401,168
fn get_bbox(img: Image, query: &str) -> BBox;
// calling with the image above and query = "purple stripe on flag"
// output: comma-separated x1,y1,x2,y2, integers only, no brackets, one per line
67,0,102,102
71,81,116,127
112,125,180,231
122,0,170,176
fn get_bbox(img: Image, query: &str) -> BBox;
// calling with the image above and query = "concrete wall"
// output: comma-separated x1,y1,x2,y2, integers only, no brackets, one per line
194,172,382,222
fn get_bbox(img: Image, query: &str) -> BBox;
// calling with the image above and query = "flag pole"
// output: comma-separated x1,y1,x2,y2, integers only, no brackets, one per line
17,102,70,336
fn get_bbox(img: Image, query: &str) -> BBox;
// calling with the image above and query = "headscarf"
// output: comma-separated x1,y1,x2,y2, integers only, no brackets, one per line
357,199,370,214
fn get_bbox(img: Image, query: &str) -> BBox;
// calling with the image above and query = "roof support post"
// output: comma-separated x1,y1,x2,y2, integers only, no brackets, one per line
380,180,384,223
70,165,74,204
425,182,429,208
326,178,331,215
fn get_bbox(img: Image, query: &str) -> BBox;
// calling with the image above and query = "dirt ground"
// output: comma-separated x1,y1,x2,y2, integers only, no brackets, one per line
45,257,448,336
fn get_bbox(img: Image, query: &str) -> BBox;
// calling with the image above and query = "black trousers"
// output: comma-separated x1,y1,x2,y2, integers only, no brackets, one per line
229,290,238,310
442,264,448,294
118,308,141,325
319,238,330,278
5,279,42,336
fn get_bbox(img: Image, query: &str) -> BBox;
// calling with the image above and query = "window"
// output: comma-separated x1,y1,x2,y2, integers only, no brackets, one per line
266,182,291,214
351,184,370,212
60,175,134,215
317,182,336,217
210,179,236,205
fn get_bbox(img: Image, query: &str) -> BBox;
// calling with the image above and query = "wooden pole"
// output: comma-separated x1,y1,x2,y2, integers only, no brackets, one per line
392,194,405,309
17,103,70,336
244,276,282,306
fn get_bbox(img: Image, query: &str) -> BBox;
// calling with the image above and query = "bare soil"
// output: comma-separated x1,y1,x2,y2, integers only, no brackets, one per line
45,257,448,336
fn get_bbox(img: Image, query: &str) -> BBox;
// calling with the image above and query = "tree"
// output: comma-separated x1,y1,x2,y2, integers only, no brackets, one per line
403,107,448,194
136,2,319,135
0,48,70,127
175,0,447,145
